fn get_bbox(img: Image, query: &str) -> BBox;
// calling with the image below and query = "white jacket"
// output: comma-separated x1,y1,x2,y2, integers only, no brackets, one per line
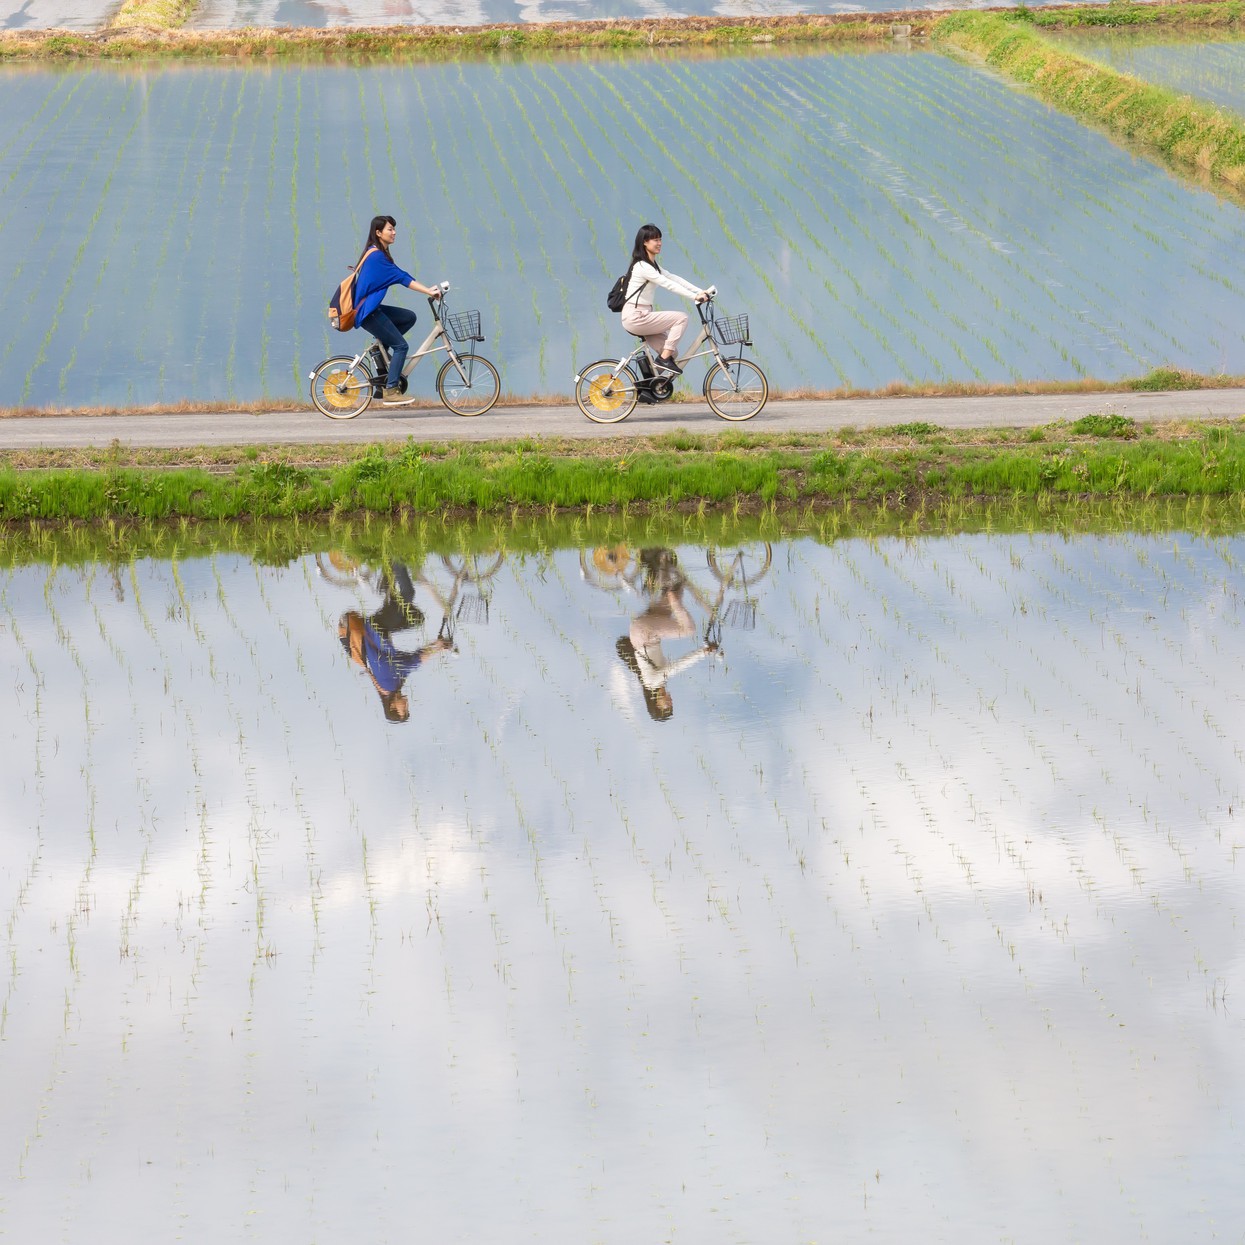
623,260,703,309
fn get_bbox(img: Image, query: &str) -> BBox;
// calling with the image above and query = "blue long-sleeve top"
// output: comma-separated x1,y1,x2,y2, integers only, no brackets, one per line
353,249,415,325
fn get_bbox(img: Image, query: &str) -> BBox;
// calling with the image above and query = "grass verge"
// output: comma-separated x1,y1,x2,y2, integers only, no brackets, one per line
1021,0,1245,30
932,11,1245,190
4,419,1245,524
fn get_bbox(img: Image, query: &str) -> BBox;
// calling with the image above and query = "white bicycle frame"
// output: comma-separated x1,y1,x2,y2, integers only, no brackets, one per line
605,291,745,386
357,291,477,387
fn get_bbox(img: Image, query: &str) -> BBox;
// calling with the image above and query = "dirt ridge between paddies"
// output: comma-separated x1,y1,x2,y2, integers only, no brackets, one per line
1,12,942,60
4,1,1242,62
933,9,1245,192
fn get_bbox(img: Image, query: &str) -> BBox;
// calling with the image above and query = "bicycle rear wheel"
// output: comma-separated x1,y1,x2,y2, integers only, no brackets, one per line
436,355,500,416
310,356,374,420
706,544,772,588
704,358,767,421
576,360,638,423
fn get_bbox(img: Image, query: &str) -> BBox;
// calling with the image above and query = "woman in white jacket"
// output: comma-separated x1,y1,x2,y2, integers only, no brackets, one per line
618,223,708,375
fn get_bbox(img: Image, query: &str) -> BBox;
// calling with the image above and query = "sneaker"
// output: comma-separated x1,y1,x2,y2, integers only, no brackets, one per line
653,355,682,375
381,387,408,405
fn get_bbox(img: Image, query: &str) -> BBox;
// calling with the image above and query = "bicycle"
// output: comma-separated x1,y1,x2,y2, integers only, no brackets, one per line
309,282,501,419
573,288,768,424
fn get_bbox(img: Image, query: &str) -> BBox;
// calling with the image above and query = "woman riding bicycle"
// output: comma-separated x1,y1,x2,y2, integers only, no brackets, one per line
351,215,443,405
618,223,709,376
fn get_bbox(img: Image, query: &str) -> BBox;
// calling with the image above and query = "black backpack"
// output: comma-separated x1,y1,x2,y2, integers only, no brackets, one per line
606,260,640,313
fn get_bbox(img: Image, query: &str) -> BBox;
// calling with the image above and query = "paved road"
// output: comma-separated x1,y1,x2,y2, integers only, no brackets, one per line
2,389,1244,450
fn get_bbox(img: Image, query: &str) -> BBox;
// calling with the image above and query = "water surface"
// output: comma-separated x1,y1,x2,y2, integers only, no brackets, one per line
2,528,1243,1239
2,48,1244,410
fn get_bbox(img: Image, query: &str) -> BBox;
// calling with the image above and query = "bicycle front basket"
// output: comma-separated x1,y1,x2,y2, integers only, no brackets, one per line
446,310,484,343
712,313,750,346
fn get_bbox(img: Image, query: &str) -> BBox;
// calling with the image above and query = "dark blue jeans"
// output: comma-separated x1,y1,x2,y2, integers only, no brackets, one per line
360,304,418,387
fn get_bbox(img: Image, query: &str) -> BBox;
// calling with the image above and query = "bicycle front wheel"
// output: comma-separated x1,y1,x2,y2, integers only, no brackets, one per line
704,359,768,421
576,360,638,423
310,355,374,420
437,355,500,416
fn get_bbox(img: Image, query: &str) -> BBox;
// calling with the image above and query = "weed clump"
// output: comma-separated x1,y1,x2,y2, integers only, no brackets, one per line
1131,367,1205,392
887,422,941,438
1070,414,1139,438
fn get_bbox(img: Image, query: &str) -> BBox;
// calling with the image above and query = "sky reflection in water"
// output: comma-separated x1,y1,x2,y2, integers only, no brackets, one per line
1,532,1244,1240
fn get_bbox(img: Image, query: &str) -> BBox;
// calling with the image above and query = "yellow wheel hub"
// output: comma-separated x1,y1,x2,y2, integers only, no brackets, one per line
323,368,360,410
588,374,625,412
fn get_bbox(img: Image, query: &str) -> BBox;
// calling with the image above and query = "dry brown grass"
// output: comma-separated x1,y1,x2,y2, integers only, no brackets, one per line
5,373,1240,420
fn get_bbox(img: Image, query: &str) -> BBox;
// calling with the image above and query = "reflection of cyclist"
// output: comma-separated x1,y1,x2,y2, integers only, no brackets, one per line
619,224,709,376
351,214,443,406
616,549,719,722
337,562,450,722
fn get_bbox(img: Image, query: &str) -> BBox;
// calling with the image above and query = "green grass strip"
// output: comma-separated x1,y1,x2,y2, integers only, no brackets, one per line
4,424,1245,524
1022,0,1245,30
932,11,1245,190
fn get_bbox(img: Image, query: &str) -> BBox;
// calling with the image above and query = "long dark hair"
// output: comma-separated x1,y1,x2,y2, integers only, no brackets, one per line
630,223,662,272
355,215,396,270
616,636,674,722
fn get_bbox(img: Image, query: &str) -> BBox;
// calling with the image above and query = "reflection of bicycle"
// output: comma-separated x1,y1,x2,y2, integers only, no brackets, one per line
579,543,770,644
574,289,769,424
309,282,501,419
315,550,504,648
416,554,504,643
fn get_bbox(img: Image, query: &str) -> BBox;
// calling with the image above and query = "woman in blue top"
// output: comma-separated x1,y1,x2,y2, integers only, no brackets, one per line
352,215,442,405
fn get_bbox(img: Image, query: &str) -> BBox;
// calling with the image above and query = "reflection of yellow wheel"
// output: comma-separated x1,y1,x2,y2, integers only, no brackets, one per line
315,551,368,587
593,545,632,574
328,551,360,573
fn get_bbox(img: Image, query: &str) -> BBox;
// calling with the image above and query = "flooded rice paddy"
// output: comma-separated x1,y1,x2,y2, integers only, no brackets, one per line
1075,36,1245,119
0,0,115,31
2,525,1244,1239
3,45,1245,411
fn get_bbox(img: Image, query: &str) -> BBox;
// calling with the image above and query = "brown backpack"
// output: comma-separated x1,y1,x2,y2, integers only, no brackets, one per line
328,247,377,332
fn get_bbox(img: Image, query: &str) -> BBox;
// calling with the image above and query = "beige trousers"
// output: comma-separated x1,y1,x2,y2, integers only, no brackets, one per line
620,306,689,357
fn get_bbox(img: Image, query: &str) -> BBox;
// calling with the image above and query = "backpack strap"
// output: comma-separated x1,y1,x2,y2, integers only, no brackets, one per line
623,258,645,309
